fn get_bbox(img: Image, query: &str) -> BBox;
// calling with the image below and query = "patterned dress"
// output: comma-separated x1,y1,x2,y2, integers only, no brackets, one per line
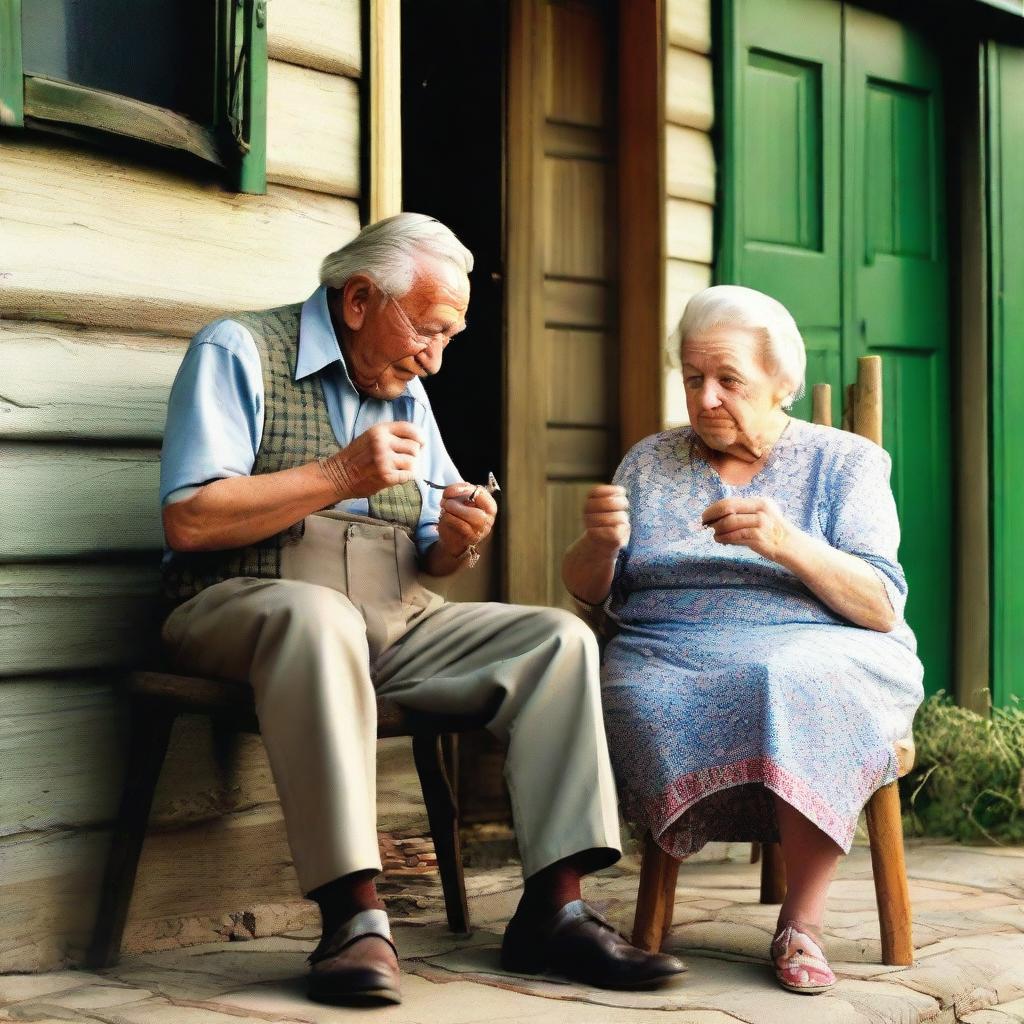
601,418,924,856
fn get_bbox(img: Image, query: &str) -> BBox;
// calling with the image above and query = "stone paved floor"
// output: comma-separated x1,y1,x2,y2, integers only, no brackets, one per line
2,842,1023,1024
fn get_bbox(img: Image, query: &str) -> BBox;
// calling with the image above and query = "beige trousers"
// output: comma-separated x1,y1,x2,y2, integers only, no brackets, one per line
161,511,622,894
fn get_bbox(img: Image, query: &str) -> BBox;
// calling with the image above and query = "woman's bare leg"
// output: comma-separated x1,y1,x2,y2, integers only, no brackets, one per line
772,796,842,927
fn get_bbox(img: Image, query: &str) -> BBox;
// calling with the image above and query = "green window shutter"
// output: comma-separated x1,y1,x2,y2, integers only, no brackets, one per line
0,0,266,194
0,0,23,127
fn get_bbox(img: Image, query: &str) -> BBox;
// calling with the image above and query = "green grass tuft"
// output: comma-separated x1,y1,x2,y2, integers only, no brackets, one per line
900,692,1024,844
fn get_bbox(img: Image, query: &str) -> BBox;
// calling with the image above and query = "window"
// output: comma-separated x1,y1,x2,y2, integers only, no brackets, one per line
0,0,267,193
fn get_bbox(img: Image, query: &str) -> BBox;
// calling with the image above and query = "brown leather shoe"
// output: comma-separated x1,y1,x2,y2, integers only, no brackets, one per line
307,909,401,1005
501,899,686,990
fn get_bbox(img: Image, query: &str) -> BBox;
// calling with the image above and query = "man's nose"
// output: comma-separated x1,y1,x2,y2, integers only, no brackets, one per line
414,339,444,376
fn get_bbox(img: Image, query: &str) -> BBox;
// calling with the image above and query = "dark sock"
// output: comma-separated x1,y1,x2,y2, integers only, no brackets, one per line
516,851,605,924
309,869,385,941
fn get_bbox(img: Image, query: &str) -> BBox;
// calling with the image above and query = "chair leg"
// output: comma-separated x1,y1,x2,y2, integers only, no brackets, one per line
631,832,680,952
865,781,914,966
86,703,175,967
759,842,787,904
412,732,471,935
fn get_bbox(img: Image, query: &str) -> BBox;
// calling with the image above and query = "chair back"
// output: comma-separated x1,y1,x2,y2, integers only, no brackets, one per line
811,355,883,445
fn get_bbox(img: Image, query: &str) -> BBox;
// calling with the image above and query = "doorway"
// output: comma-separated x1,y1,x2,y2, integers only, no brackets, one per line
401,0,506,601
720,0,953,696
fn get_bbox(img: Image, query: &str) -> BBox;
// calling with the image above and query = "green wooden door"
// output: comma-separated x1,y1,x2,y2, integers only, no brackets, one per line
843,6,952,698
721,0,953,696
987,42,1024,707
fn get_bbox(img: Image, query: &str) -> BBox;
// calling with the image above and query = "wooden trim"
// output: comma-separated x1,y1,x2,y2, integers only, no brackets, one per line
954,41,991,713
368,0,401,220
23,77,221,165
617,0,666,452
504,0,548,605
0,0,23,126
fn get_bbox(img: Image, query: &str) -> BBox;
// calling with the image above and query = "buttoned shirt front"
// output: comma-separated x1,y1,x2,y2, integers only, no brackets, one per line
160,286,462,558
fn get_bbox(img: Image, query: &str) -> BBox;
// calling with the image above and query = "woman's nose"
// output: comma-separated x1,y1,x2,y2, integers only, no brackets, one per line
700,384,722,410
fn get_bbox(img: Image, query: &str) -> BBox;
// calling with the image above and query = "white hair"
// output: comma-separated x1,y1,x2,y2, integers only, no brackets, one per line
677,285,807,408
319,212,474,297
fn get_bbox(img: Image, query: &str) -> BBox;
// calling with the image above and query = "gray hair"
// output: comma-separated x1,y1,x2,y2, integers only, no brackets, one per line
320,212,474,297
677,284,806,408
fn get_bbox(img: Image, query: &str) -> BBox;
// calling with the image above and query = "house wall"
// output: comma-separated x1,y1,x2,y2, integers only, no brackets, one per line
663,0,715,427
0,0,363,972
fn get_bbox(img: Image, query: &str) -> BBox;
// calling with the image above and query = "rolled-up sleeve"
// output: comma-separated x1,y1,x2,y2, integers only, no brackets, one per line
409,387,462,557
160,320,264,505
824,441,908,619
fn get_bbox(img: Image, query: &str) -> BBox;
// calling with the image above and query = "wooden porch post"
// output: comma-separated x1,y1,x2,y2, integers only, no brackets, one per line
369,0,402,221
618,0,666,453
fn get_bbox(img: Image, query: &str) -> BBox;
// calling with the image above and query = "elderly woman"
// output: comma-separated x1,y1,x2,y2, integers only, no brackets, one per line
562,285,924,994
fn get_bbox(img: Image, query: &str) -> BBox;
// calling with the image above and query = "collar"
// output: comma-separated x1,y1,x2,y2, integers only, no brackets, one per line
295,285,416,401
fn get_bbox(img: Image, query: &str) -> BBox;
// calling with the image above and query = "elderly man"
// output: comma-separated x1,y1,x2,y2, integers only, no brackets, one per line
159,214,683,1006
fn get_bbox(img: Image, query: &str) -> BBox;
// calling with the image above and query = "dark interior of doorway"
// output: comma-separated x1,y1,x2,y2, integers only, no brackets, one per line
401,0,505,491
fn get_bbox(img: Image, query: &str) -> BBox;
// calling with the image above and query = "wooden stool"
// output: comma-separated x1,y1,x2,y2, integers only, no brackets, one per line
632,734,917,965
631,360,919,967
87,670,489,967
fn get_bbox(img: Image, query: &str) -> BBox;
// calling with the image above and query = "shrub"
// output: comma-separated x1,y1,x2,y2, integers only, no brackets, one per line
901,692,1024,844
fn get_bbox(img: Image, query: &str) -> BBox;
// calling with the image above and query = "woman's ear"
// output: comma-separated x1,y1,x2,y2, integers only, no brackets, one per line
340,274,375,331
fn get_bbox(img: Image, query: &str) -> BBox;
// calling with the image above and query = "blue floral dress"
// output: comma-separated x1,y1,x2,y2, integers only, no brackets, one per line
601,419,924,855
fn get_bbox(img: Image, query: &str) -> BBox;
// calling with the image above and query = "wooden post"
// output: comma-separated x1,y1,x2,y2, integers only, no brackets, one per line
865,782,914,965
618,0,665,452
631,832,680,952
853,355,883,445
759,841,787,904
811,382,832,427
368,0,402,221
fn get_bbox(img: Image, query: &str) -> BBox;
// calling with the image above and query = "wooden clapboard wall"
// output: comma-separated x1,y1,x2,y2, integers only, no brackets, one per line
663,0,715,425
507,0,619,610
0,0,363,972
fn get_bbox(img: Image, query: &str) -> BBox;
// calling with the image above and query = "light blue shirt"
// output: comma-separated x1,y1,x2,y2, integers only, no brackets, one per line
160,286,462,558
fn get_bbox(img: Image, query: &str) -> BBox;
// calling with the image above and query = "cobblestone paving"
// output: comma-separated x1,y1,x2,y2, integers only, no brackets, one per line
2,842,1022,1024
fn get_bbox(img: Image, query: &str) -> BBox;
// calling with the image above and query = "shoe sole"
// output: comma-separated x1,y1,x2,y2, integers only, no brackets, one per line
309,986,402,1006
502,955,686,990
774,971,834,996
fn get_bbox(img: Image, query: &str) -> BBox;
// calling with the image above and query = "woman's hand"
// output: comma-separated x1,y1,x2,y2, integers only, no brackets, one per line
583,484,631,553
701,496,795,563
561,484,630,607
703,495,896,631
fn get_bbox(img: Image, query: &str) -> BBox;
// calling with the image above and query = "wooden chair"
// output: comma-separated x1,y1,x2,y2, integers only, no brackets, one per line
87,669,487,967
630,355,917,967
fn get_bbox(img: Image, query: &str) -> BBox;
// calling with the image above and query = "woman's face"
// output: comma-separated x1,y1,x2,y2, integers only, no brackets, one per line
681,326,789,458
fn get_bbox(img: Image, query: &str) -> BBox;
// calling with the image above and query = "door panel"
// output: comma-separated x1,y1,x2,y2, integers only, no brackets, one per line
723,0,843,424
506,0,618,609
725,0,953,696
845,6,952,695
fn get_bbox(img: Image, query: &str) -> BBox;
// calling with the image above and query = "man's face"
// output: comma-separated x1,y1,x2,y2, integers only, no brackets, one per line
336,258,470,400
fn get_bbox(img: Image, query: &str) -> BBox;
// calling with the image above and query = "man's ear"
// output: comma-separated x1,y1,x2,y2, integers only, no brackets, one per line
340,274,376,331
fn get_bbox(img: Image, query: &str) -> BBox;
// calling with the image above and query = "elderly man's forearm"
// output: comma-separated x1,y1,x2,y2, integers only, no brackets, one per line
162,462,340,552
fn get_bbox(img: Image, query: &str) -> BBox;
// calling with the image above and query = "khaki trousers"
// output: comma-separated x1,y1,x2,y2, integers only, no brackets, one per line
161,511,622,894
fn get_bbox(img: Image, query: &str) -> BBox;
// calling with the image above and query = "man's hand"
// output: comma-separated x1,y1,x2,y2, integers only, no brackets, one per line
321,422,426,500
437,483,497,557
701,496,795,562
583,484,631,554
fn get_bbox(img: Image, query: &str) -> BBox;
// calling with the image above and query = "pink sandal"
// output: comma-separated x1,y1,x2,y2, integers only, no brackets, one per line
771,920,836,995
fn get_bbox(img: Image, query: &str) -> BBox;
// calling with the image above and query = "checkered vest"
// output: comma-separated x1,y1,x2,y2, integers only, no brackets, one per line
161,303,422,605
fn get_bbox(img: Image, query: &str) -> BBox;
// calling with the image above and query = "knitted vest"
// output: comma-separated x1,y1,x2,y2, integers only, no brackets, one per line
162,303,422,605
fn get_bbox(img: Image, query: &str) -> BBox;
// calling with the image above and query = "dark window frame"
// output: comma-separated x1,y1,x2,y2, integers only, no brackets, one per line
0,0,267,194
